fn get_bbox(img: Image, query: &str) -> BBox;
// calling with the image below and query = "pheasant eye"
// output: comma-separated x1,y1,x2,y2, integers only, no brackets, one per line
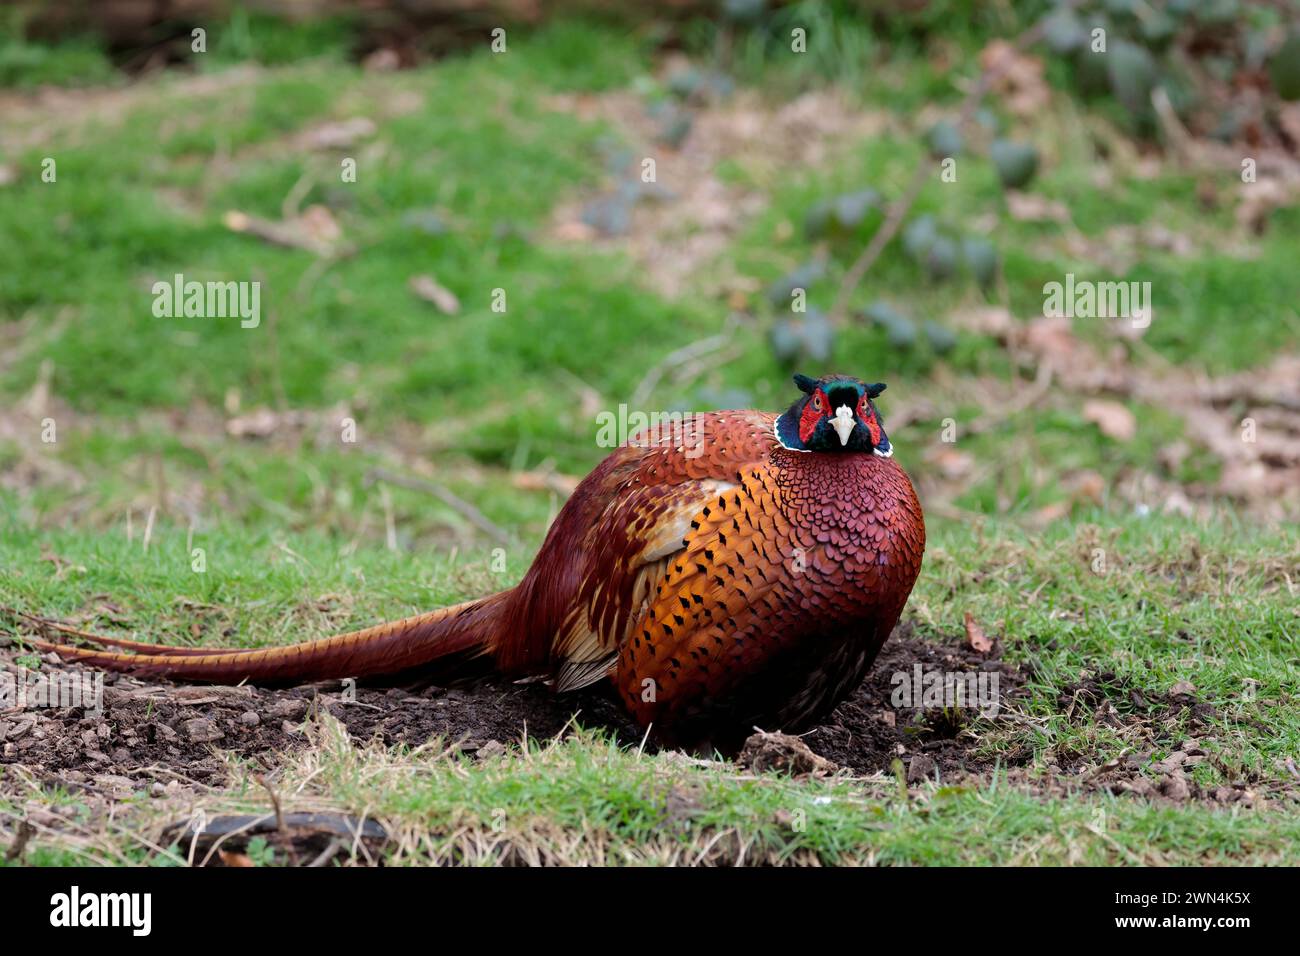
811,395,822,412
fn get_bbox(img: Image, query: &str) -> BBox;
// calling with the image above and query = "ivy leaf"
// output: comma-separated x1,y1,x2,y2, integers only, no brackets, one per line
925,120,963,158
766,260,826,307
924,320,958,354
902,214,939,260
1042,8,1085,54
925,236,959,281
831,189,881,230
1107,40,1160,119
864,300,917,349
990,139,1039,189
961,237,999,290
1270,33,1300,100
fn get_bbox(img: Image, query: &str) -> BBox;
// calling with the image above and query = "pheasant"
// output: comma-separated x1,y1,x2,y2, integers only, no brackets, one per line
13,374,925,746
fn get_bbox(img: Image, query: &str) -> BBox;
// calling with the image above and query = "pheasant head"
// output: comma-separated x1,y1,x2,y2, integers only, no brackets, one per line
775,373,892,456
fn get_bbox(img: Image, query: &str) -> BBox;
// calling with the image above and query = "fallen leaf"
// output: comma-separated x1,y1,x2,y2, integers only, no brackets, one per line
226,407,280,438
552,220,596,242
1278,103,1300,150
964,611,993,653
1029,501,1070,527
1064,469,1106,504
408,275,460,314
224,205,345,257
362,48,401,72
1083,399,1137,442
295,117,376,151
511,469,581,495
925,446,974,479
979,40,1050,116
949,306,1015,338
1005,190,1071,223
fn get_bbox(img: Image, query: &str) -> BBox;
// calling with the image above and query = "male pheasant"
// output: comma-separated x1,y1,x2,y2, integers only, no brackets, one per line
15,374,925,746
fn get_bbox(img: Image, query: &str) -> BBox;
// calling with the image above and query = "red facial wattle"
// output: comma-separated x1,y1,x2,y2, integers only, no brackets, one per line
799,389,830,444
857,394,882,448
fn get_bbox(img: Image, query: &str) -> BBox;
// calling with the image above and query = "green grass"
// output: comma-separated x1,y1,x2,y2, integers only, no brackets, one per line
2,14,1298,865
3,514,1298,865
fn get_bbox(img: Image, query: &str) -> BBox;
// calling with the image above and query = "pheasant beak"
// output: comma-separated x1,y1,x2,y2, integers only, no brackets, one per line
831,405,856,446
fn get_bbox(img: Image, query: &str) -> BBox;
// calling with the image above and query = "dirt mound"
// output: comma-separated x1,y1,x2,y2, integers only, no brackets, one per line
0,625,1019,798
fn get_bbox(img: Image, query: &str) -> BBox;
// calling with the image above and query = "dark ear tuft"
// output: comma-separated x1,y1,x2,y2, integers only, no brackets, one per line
866,382,887,398
793,373,819,395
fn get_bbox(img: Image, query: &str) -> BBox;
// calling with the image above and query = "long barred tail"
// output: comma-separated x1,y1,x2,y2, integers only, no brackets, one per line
2,594,508,685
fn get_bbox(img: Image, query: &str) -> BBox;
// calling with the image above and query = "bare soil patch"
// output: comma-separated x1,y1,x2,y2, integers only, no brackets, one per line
3,623,1288,810
0,624,1015,795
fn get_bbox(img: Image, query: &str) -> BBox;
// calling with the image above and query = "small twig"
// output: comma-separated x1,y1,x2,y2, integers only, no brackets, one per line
256,774,286,832
966,362,1054,437
379,484,397,552
307,838,344,868
365,468,510,544
5,820,34,862
829,7,1067,326
1150,84,1219,172
141,505,157,553
630,314,741,409
281,168,318,222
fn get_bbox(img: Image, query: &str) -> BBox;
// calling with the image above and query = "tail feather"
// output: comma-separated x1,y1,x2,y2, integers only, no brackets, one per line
1,607,259,656
5,594,508,685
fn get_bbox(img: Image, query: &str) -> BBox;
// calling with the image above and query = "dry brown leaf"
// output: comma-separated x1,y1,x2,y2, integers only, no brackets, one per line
925,446,975,479
1279,103,1300,151
224,205,345,256
552,220,596,242
511,470,581,495
964,611,993,653
1021,315,1079,367
1064,469,1106,505
1006,191,1071,223
408,275,460,315
295,117,376,151
1082,399,1137,442
950,306,1015,338
362,48,401,72
979,40,1050,116
1026,501,1070,527
226,408,282,439
1236,177,1299,234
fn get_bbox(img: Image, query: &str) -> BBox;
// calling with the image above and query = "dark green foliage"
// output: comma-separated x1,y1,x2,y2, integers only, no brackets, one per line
770,308,834,363
989,139,1039,189
1270,33,1300,100
1045,0,1299,136
925,120,964,158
